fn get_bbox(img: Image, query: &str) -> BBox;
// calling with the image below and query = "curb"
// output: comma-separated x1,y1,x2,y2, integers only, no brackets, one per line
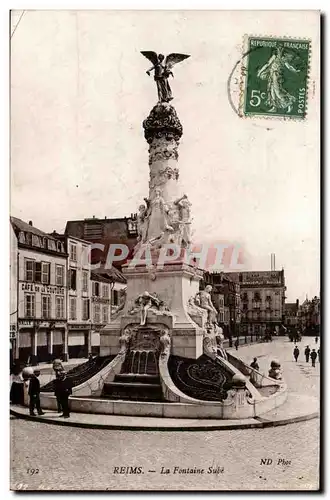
10,408,318,432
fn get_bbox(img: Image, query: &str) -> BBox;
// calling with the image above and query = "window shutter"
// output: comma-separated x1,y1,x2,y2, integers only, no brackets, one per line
35,262,42,282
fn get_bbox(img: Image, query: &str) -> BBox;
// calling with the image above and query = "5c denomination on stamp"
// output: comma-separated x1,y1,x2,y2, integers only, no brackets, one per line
240,36,311,119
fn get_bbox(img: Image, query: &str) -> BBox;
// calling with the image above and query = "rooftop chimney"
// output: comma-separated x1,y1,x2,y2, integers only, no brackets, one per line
271,253,276,271
28,220,33,226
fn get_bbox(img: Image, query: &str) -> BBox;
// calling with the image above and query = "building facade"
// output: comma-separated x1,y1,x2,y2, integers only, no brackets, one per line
11,217,68,363
227,271,286,337
10,223,18,364
10,218,128,363
65,215,138,268
284,300,299,329
298,297,320,335
212,293,225,323
90,272,112,354
65,236,92,359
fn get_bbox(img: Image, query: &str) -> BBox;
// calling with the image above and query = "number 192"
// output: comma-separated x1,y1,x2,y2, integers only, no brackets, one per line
27,468,39,475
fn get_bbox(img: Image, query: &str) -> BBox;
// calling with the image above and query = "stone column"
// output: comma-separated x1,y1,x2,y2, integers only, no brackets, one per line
47,329,53,361
87,329,92,356
14,331,19,361
62,326,68,362
136,102,192,251
144,103,182,205
31,328,37,362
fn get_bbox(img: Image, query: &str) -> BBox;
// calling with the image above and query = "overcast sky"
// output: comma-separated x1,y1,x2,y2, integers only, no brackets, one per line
10,10,320,302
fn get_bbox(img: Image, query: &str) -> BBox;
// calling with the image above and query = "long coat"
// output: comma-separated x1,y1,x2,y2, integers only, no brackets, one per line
28,376,40,396
56,377,73,398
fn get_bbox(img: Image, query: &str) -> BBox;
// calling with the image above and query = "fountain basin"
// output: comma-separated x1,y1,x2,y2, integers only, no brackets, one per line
39,382,287,419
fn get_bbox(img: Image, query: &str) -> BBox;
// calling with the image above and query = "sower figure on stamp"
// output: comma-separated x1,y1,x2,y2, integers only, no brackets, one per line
257,47,300,113
28,368,45,416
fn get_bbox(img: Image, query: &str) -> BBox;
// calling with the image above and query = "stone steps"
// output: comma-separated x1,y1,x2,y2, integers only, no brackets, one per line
102,379,163,401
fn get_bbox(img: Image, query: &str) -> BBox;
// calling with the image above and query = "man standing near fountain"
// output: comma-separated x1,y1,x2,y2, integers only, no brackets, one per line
57,371,72,418
28,368,44,417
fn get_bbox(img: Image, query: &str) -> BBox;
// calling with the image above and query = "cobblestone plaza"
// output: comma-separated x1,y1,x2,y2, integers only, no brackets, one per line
10,338,320,491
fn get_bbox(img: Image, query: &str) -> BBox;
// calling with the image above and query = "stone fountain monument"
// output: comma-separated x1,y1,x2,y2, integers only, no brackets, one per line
100,51,212,362
39,53,288,418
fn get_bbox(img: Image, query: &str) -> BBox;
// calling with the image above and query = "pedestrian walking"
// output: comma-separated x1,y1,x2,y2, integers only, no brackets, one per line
317,348,320,363
53,370,63,413
28,368,45,416
310,349,317,367
293,346,299,362
250,357,259,371
57,371,72,418
304,345,311,363
234,338,239,350
315,336,318,344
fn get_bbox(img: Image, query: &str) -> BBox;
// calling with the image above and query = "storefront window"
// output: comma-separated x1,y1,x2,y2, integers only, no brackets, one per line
42,262,50,284
70,297,77,320
82,299,90,321
41,295,51,318
56,265,64,286
56,296,64,319
82,271,89,292
25,260,34,282
69,269,77,290
25,294,35,317
94,303,100,323
70,243,77,262
102,305,109,324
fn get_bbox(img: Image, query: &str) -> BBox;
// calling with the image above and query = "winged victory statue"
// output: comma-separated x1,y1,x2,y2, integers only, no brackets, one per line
141,51,190,103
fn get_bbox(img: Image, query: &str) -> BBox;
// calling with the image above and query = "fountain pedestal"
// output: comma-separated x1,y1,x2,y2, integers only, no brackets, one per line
100,261,204,359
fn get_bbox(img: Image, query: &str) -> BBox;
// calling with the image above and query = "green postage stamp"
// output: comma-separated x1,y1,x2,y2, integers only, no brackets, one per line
241,36,311,119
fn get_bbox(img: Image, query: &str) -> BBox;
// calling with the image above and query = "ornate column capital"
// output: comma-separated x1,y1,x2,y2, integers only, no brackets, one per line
143,103,183,143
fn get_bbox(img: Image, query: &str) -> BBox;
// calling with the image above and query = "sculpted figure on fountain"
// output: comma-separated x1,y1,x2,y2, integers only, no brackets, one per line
195,285,218,326
160,329,171,357
128,291,172,326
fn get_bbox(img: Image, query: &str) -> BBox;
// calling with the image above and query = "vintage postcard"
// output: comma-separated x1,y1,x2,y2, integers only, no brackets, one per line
10,10,320,491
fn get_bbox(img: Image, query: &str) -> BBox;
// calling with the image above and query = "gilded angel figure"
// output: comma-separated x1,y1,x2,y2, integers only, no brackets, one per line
141,51,190,103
